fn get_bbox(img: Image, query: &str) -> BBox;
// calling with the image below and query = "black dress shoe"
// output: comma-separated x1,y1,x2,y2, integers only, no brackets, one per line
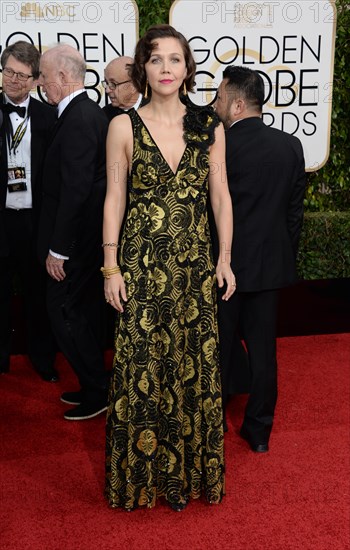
63,402,107,420
36,368,59,382
240,427,269,453
168,499,188,512
253,443,269,453
61,390,83,405
0,365,10,374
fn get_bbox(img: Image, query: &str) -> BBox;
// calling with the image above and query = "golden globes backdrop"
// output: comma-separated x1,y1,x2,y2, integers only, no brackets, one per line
170,0,337,171
1,1,337,170
0,0,138,106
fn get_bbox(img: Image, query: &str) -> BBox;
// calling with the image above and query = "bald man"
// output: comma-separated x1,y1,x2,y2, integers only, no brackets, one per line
102,56,144,120
38,44,110,420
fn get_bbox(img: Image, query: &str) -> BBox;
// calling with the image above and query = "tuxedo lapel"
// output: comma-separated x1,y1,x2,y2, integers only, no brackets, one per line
0,94,9,206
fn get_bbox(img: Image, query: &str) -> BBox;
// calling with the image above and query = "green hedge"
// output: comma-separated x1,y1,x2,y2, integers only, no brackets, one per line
138,0,173,34
297,212,350,279
304,0,350,212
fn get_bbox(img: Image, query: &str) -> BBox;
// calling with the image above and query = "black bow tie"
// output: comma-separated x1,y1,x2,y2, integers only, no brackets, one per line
1,103,26,118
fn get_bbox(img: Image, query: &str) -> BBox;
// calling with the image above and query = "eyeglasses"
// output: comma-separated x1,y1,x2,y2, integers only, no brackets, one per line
101,79,131,91
2,67,34,82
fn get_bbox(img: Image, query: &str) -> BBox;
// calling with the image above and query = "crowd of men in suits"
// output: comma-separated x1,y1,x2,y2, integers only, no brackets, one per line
0,41,305,450
0,42,141,420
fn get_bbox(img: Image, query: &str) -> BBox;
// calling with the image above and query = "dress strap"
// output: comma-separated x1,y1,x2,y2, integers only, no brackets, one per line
126,108,141,190
127,108,138,129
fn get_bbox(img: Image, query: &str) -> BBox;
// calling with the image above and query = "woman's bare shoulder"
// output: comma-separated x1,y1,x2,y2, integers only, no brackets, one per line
107,113,133,142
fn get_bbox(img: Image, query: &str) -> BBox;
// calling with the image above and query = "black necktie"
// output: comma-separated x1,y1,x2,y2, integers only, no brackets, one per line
1,103,26,118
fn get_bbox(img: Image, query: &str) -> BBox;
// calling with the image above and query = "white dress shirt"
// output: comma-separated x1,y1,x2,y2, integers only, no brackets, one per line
5,94,32,210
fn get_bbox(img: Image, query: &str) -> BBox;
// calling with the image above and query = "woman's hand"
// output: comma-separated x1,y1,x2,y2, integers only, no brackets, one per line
104,273,127,312
216,263,236,301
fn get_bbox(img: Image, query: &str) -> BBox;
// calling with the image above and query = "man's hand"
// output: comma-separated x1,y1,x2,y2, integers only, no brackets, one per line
46,253,66,281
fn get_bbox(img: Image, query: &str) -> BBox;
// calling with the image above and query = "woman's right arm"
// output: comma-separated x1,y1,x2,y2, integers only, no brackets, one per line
102,114,132,312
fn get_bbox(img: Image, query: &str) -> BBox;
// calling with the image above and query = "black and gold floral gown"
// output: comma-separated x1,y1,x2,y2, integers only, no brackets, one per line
105,105,225,510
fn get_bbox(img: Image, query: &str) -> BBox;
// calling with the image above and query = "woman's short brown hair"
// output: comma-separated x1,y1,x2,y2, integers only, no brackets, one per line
130,24,196,97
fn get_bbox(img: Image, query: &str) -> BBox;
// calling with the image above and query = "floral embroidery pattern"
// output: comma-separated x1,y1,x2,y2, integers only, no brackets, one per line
106,106,224,510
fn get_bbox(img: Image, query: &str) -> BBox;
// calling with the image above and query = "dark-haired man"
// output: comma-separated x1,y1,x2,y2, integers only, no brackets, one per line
214,66,306,452
0,41,57,381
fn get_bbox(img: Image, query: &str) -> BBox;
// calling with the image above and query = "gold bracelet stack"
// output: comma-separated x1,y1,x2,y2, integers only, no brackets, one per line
102,242,119,248
100,265,121,279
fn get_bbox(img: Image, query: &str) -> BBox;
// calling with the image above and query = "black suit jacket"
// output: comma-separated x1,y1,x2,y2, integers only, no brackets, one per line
102,96,149,121
222,117,306,292
102,103,125,121
0,94,56,256
38,92,109,266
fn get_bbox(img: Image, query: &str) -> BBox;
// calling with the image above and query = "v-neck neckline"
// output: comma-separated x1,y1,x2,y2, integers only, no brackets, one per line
135,109,188,177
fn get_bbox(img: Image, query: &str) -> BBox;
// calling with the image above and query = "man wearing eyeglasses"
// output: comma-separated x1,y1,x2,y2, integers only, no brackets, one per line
102,56,145,121
0,41,58,382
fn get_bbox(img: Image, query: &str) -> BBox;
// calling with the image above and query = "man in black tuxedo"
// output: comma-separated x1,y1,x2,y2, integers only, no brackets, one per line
0,110,3,149
102,56,145,121
215,66,306,452
38,44,110,420
0,41,57,381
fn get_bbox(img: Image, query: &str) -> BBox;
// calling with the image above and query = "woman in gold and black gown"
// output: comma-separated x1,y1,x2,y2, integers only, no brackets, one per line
102,25,235,511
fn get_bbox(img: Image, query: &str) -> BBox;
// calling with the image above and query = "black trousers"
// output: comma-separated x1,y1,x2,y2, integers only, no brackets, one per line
218,289,279,444
0,209,56,371
46,261,109,405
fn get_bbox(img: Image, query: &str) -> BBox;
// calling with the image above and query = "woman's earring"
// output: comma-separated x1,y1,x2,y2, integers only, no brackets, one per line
144,80,149,99
182,81,187,96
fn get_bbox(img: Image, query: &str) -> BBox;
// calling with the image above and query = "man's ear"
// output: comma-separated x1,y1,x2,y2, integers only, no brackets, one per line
234,98,245,114
59,70,67,84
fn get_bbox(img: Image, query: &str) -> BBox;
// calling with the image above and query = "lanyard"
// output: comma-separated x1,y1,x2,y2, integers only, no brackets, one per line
6,116,29,156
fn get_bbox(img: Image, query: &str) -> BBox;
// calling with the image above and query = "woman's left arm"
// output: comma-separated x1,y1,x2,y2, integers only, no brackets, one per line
208,122,236,300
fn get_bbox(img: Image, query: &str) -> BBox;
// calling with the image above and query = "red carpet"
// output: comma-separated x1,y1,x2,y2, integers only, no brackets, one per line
1,334,349,550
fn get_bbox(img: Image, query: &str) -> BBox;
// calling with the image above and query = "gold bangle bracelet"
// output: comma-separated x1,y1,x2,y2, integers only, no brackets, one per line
102,242,119,248
100,265,121,279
